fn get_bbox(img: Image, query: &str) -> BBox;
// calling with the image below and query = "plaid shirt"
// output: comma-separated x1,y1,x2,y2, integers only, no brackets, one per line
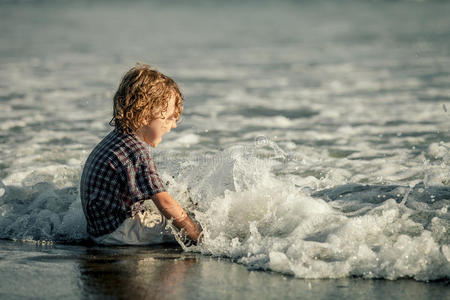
80,129,166,237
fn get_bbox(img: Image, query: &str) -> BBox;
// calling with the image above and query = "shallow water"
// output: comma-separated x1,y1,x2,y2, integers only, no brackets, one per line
0,240,448,300
0,0,449,284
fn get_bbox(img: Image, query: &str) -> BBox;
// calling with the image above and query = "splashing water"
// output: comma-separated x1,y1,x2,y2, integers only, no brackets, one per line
166,144,449,281
0,139,449,281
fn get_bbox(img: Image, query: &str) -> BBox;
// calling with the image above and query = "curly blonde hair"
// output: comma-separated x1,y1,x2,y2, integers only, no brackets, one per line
110,63,183,134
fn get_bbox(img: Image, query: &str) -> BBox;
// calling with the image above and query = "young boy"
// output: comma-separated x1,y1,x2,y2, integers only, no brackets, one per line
80,64,202,245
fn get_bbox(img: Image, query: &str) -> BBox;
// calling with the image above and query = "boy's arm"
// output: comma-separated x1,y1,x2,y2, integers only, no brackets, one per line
151,192,202,242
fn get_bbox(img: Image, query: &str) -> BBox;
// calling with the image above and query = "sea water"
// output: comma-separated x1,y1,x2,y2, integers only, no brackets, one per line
0,0,449,283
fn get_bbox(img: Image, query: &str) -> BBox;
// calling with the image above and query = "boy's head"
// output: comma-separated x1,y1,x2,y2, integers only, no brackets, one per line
110,63,183,135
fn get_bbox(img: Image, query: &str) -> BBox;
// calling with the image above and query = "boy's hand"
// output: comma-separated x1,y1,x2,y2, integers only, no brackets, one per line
151,192,202,242
180,222,203,246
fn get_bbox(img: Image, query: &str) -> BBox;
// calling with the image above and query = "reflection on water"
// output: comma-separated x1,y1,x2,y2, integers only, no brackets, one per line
77,244,196,299
0,240,448,299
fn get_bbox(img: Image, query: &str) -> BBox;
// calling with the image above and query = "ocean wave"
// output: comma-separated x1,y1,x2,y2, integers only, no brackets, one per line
165,145,450,281
0,144,449,281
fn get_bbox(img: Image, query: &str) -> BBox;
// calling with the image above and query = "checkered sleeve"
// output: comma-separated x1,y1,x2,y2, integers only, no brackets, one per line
126,150,167,203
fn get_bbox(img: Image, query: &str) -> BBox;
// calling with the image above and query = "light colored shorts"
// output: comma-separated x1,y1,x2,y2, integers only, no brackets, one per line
91,209,177,246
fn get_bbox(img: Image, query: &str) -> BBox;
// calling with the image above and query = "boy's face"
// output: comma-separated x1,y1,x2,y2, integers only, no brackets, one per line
135,95,178,147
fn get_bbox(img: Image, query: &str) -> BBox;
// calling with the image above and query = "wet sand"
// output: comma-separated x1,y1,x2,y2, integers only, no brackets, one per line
0,240,448,300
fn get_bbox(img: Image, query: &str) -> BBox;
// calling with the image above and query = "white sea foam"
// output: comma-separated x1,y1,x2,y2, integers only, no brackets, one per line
175,149,450,281
0,180,86,242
